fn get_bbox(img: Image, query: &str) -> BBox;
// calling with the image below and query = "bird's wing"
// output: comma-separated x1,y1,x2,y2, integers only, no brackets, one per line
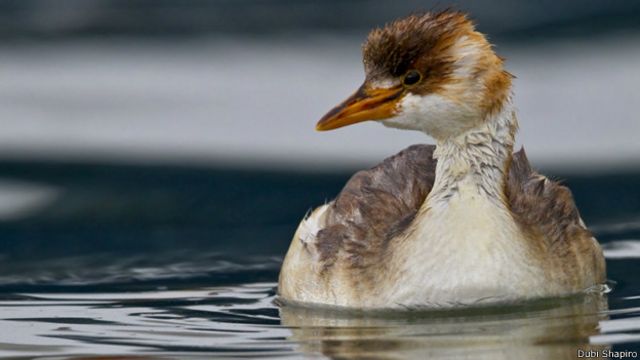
297,145,604,284
506,148,606,284
310,144,437,270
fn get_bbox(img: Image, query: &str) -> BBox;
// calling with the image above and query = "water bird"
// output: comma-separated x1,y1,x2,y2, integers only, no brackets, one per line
278,11,606,309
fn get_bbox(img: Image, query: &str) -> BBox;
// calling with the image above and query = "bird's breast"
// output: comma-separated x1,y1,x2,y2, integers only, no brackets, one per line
383,184,550,307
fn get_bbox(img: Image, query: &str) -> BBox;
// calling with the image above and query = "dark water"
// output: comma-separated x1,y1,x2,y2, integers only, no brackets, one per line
0,159,639,359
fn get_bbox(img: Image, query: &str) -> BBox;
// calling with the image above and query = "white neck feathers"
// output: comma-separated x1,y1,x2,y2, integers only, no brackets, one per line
428,99,518,204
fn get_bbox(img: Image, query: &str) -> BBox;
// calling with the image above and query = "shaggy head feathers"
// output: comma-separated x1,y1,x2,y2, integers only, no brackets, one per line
363,11,474,78
362,11,513,131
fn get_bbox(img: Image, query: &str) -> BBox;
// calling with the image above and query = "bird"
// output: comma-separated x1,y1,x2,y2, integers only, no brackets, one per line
277,11,606,309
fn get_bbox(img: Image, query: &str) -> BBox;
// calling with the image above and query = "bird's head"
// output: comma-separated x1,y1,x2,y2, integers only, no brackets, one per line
316,11,512,141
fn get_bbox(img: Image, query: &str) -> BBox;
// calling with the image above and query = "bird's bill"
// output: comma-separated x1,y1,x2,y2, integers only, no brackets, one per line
315,84,403,131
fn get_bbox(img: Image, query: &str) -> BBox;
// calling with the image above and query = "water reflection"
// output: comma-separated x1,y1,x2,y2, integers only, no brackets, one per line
280,294,609,359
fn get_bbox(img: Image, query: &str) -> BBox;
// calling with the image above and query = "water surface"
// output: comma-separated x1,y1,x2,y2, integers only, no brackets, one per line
0,160,639,359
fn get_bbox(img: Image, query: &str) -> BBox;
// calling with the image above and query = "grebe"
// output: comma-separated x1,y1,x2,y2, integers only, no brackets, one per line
278,11,606,309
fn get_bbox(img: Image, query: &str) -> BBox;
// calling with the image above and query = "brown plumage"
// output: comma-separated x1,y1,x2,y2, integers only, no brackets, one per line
311,145,605,284
315,145,436,271
507,150,606,287
362,11,513,121
363,11,471,77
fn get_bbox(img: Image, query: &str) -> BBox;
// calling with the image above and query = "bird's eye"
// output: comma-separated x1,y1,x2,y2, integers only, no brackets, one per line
403,70,422,86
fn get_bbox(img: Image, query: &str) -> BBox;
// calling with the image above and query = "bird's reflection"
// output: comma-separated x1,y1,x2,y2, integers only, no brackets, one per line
280,294,608,359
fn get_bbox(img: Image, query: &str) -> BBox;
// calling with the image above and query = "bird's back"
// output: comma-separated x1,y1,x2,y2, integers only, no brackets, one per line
315,144,437,272
278,144,605,307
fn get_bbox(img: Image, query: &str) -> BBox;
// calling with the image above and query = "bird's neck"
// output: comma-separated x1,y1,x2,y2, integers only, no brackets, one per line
428,99,517,205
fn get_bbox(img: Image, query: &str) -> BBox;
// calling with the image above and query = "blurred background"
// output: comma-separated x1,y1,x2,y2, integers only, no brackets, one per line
0,0,639,278
1,3,640,357
1,0,639,169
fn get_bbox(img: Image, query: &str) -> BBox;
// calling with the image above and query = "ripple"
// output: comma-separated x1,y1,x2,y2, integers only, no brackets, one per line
0,252,281,290
0,277,639,359
0,283,289,358
0,240,638,358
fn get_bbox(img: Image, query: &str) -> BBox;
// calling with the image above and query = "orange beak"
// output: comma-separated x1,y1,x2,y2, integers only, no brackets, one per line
316,84,404,131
